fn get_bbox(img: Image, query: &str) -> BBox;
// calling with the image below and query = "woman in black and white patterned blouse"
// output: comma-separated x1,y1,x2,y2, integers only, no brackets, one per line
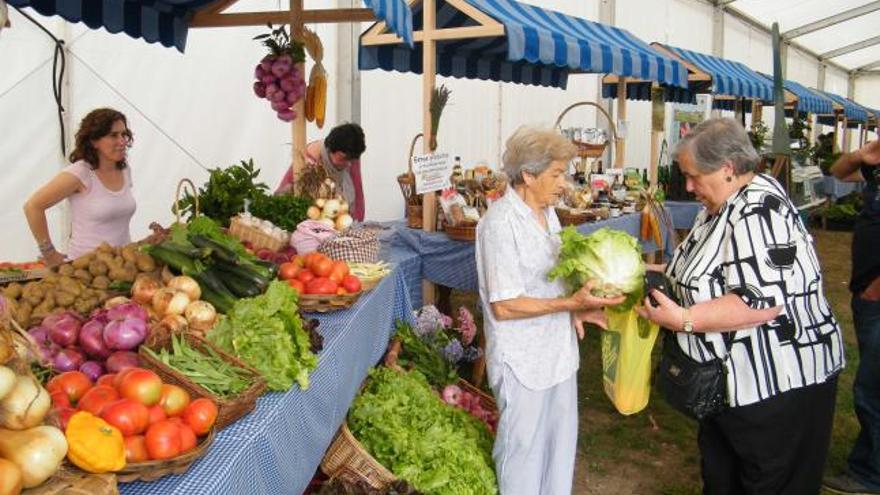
638,118,844,495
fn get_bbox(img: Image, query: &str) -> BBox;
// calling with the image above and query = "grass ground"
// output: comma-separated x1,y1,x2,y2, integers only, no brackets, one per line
452,227,860,495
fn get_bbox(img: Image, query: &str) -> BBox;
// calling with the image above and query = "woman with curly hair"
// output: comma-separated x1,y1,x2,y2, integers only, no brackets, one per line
24,108,136,265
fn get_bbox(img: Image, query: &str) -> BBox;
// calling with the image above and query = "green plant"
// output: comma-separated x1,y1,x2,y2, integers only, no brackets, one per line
248,193,312,232
252,24,305,64
174,159,268,226
748,121,769,153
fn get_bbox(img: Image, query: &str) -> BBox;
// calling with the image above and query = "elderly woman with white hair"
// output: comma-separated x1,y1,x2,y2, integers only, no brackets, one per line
637,118,844,494
475,126,624,494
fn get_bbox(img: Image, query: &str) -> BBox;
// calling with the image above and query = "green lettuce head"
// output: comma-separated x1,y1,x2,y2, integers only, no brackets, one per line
548,226,645,310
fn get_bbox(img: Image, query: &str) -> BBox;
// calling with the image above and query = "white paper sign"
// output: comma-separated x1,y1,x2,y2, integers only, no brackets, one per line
412,152,453,194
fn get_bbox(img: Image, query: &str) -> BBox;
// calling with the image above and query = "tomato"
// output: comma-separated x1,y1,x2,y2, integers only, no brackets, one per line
113,367,140,388
303,252,324,270
341,274,362,294
97,374,116,388
328,261,349,283
177,423,197,454
182,398,218,435
278,262,300,281
305,277,338,295
147,405,167,425
286,279,305,294
158,384,191,417
145,420,182,460
102,399,150,436
77,385,120,416
312,257,334,278
47,371,93,404
124,435,149,463
290,254,305,267
50,390,72,409
56,407,77,430
336,287,347,295
295,269,316,283
117,368,163,406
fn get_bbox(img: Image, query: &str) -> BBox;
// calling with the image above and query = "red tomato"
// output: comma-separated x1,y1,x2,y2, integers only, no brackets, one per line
78,385,120,416
102,399,150,436
312,257,334,278
290,255,305,267
97,374,116,388
278,262,300,281
158,384,191,417
341,275,362,294
295,269,316,283
182,398,218,435
303,252,324,270
286,279,305,294
305,277,338,295
117,369,163,406
113,367,140,388
328,261,349,283
47,371,93,404
124,435,149,463
145,420,181,460
147,405,167,425
336,287,347,295
177,423,197,454
50,390,72,409
56,407,77,431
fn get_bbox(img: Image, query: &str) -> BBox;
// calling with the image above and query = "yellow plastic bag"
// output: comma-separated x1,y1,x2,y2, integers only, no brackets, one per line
601,308,660,415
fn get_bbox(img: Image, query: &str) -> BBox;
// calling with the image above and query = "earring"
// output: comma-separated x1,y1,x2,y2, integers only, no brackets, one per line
725,176,733,182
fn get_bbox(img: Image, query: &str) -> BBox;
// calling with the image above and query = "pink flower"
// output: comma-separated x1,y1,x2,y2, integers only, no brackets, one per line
457,306,477,346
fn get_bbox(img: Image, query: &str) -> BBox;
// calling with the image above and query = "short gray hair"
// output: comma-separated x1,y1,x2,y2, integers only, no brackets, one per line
502,126,576,186
673,117,760,175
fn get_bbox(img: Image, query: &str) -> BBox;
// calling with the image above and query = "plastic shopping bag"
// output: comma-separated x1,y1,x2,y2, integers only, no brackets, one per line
601,308,660,415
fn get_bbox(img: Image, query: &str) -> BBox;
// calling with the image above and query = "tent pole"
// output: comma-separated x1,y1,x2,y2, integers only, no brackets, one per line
290,0,307,191
614,77,627,168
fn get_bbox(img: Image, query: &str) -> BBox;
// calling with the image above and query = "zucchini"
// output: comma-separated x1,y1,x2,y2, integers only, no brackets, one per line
248,259,278,279
188,268,235,300
160,241,212,260
209,267,263,298
199,284,236,314
213,262,270,289
191,235,240,265
146,245,201,273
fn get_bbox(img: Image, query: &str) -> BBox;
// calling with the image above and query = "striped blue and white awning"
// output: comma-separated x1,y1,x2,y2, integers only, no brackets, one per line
821,91,869,122
781,78,833,115
359,0,688,89
8,0,413,52
662,44,773,102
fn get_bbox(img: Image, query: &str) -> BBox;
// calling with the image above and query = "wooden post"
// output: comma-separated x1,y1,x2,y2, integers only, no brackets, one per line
752,101,763,125
806,113,814,145
833,116,840,154
614,77,627,168
649,86,665,187
421,0,437,304
290,0,307,188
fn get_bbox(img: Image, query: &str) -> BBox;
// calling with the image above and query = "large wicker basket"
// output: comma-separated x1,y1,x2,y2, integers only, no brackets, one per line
228,216,288,253
555,207,596,227
299,291,363,313
116,429,215,482
23,465,117,495
320,422,397,489
443,221,477,242
554,101,619,159
139,330,267,431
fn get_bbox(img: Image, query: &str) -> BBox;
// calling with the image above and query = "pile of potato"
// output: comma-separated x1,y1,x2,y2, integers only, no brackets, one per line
0,242,159,327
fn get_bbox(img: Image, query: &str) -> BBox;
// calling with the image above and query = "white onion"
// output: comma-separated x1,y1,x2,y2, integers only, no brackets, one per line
167,275,201,301
131,275,162,305
185,301,217,332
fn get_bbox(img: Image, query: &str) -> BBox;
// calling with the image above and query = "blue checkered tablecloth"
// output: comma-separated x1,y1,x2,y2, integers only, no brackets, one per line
663,201,702,229
391,209,680,294
119,254,418,495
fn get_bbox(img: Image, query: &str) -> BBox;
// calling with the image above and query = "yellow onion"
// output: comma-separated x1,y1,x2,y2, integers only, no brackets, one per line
184,301,217,333
131,275,162,305
167,276,201,301
152,289,191,316
103,296,130,310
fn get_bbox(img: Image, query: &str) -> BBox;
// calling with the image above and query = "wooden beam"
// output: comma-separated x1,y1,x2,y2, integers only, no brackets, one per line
190,8,375,28
202,0,239,14
422,0,438,305
363,24,504,45
614,77,627,168
290,0,306,192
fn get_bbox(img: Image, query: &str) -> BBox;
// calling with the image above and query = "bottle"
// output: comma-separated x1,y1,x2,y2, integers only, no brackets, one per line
642,169,648,187
452,156,463,185
596,159,604,175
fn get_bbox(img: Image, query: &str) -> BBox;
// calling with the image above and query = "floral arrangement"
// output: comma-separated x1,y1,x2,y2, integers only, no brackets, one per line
413,305,480,365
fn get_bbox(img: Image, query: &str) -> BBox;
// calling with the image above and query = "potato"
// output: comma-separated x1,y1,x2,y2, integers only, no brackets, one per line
2,283,22,300
95,252,116,267
34,298,54,316
108,267,128,282
55,291,76,307
135,252,157,272
58,264,75,276
121,245,138,264
15,304,32,326
97,242,113,254
91,275,110,290
24,291,42,307
71,254,93,269
88,260,108,277
73,269,92,282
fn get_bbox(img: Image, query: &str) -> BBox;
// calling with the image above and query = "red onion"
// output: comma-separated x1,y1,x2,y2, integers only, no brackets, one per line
107,301,149,323
79,318,112,359
53,348,85,372
105,351,140,373
79,361,105,382
45,313,82,347
28,325,50,346
103,317,147,350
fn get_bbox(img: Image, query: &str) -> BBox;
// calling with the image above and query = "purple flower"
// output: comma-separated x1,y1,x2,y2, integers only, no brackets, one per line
441,340,464,364
414,305,444,337
463,346,483,363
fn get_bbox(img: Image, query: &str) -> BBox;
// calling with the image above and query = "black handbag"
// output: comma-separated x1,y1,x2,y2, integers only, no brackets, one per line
657,331,728,420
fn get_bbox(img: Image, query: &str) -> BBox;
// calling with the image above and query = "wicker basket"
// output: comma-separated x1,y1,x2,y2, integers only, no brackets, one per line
116,428,215,483
555,207,595,227
398,133,424,230
24,465,117,495
443,221,477,242
139,330,267,431
298,291,362,313
358,275,384,293
405,204,423,229
228,216,288,253
554,101,618,159
321,422,397,489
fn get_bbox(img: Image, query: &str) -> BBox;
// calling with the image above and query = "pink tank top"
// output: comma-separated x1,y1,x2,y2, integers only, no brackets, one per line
62,161,137,259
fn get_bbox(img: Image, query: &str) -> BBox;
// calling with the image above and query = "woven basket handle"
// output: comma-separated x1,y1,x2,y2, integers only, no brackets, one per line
173,178,199,224
554,101,619,142
406,133,424,175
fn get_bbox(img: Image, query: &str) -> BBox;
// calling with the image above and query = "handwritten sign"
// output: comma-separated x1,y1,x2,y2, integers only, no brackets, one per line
412,152,452,194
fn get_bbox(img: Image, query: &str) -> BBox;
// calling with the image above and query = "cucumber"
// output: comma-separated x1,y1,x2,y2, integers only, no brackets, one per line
213,262,270,290
199,284,236,314
146,245,201,273
190,235,240,265
209,267,263,298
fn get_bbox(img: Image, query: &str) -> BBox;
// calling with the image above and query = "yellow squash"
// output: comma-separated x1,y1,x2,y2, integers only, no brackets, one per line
65,411,125,473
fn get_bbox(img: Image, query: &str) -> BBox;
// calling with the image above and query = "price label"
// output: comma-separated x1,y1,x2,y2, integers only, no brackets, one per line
412,152,453,194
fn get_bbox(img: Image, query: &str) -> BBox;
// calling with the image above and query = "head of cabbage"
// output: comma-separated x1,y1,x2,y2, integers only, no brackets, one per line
548,227,645,311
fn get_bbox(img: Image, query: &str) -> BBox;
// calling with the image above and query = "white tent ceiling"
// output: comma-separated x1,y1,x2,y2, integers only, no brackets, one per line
728,0,880,73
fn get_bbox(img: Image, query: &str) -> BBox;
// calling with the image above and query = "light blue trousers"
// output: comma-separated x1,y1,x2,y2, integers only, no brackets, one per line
491,366,578,495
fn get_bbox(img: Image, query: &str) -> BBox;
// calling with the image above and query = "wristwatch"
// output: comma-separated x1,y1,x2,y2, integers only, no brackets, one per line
681,309,695,334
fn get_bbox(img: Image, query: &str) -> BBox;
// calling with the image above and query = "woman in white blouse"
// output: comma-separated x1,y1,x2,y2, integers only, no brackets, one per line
475,126,624,495
638,118,844,494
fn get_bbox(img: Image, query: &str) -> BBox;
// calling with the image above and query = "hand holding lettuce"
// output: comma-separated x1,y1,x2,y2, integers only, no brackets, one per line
549,227,660,414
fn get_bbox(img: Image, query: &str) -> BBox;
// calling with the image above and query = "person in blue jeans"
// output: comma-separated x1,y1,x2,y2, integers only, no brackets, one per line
824,139,880,495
